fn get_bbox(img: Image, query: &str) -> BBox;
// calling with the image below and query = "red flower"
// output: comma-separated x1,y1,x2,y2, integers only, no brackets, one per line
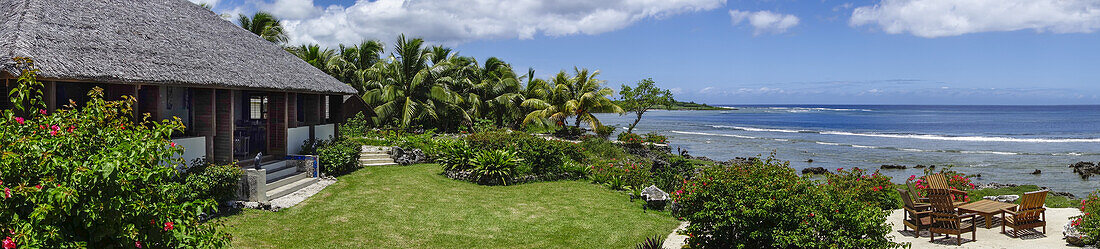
34,185,41,190
170,142,177,148
3,188,9,198
836,168,843,172
2,236,15,249
39,109,46,115
49,130,57,136
163,221,174,231
38,125,44,130
135,241,142,248
13,117,22,125
67,126,75,133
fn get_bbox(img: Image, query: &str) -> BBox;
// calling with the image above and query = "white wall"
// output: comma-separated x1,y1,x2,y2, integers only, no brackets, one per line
286,126,311,155
173,136,206,165
315,124,335,142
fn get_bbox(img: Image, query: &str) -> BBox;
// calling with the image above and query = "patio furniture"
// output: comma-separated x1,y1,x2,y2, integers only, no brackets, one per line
928,189,977,245
899,189,933,238
905,181,930,205
958,200,1018,229
923,174,968,206
1002,190,1048,238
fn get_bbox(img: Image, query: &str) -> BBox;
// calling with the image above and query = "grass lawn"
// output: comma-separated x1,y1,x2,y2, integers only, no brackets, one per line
220,164,681,249
968,185,1078,208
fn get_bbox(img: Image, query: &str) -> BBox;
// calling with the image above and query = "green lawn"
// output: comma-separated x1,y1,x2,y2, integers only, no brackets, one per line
220,164,681,249
967,185,1078,208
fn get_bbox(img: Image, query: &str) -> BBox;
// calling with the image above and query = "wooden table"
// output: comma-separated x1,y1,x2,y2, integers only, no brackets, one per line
958,200,1018,229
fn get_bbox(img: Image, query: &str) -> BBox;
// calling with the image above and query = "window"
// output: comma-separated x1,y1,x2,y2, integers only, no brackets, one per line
249,95,267,120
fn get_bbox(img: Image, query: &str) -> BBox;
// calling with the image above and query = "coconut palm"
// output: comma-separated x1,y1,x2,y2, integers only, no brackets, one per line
361,35,469,130
522,68,622,130
236,12,288,44
288,44,336,75
330,40,384,88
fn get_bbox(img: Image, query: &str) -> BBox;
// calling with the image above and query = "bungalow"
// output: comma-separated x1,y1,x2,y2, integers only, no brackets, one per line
0,0,358,200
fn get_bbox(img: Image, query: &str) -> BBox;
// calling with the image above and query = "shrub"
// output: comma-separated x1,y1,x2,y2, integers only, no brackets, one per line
553,126,584,140
589,159,651,191
317,138,362,176
181,158,244,204
340,112,371,138
577,137,634,162
471,149,522,185
651,154,695,193
466,132,582,175
617,132,644,144
673,157,901,249
594,125,615,140
914,166,976,195
0,85,230,247
1071,191,1100,245
643,132,668,144
435,138,475,171
824,167,901,210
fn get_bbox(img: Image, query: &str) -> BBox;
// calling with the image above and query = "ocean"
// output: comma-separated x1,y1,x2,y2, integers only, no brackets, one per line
592,105,1100,197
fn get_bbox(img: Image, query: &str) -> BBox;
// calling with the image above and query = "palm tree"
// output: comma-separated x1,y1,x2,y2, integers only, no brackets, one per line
331,40,384,87
237,12,288,44
361,35,469,130
288,44,336,74
522,68,622,130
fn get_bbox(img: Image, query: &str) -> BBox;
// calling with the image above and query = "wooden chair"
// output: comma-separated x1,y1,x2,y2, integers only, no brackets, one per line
906,180,930,204
928,189,977,245
1002,190,1048,238
899,188,932,237
923,174,968,206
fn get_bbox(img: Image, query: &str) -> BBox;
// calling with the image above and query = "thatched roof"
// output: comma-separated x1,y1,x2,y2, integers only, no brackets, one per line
0,0,356,95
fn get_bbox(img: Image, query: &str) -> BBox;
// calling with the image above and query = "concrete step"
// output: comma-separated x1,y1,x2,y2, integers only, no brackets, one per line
266,176,317,200
267,172,308,190
358,158,394,164
361,162,398,166
266,165,299,184
359,153,390,159
361,146,391,154
260,160,290,172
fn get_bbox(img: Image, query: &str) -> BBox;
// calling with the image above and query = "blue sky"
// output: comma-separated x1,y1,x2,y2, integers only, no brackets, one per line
197,0,1100,105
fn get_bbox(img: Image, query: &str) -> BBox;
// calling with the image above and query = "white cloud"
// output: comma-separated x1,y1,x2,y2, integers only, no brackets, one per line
189,0,220,8
849,0,1100,38
275,0,725,46
728,10,800,35
261,0,323,20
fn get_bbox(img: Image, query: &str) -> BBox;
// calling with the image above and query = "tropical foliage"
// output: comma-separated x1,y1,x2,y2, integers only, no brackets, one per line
619,78,674,133
236,12,287,44
0,59,231,248
672,157,901,249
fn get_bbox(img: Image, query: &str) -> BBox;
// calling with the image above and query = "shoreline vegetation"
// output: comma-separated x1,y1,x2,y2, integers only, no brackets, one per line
4,7,1097,248
609,100,727,111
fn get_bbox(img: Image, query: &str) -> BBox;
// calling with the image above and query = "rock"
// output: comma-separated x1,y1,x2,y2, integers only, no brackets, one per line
802,167,830,175
650,158,669,173
914,165,926,168
880,164,907,170
1031,169,1042,175
1069,161,1100,179
806,159,814,163
969,173,982,178
640,185,670,210
982,195,1019,203
975,182,1020,190
391,147,426,165
1065,223,1090,246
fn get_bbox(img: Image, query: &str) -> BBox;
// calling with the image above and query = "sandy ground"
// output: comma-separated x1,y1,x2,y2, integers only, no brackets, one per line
889,208,1082,248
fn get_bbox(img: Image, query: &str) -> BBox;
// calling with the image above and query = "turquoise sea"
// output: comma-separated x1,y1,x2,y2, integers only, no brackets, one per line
593,105,1100,197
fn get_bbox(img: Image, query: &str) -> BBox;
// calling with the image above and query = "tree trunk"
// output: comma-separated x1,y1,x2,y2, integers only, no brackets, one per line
627,111,644,133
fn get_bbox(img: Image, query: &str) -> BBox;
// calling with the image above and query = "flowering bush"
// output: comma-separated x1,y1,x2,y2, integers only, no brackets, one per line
0,84,230,247
672,157,901,249
823,168,900,210
617,132,644,144
643,132,668,144
1070,191,1100,245
589,159,651,191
